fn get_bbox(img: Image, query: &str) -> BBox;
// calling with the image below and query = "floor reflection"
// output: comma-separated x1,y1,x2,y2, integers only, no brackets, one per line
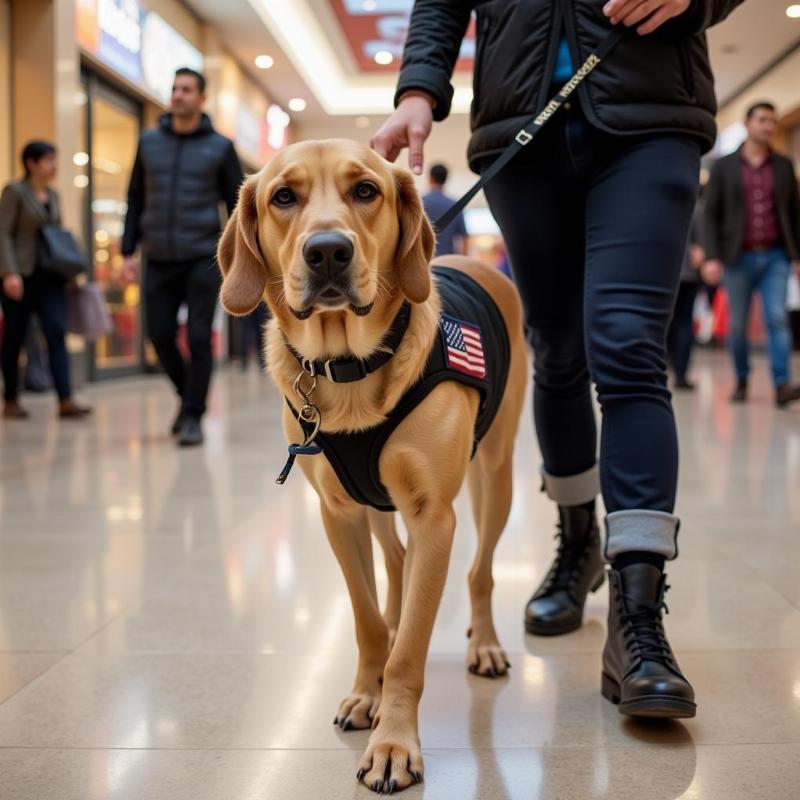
0,353,797,798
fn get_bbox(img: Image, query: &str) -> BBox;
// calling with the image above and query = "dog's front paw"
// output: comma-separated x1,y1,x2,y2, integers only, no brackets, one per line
466,625,511,679
334,688,380,731
356,719,424,794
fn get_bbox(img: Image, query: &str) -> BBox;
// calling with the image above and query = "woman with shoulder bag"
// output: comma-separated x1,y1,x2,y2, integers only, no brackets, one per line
0,141,91,419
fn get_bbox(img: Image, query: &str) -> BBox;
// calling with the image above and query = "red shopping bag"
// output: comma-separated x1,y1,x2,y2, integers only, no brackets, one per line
712,287,730,341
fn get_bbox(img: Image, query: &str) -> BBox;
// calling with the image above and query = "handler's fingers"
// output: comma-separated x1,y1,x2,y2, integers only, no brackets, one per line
621,0,661,27
637,5,679,34
604,0,642,25
407,127,427,176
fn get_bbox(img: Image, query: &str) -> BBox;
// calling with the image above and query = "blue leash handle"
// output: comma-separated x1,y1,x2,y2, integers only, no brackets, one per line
276,442,323,485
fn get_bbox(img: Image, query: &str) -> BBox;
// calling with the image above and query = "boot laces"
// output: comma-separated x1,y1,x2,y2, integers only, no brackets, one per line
620,584,674,666
540,521,590,600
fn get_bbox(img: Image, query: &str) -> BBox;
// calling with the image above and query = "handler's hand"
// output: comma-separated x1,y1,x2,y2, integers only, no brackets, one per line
603,0,691,35
370,92,434,175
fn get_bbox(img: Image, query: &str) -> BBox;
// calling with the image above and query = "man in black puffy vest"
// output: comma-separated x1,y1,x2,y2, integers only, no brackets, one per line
122,68,243,446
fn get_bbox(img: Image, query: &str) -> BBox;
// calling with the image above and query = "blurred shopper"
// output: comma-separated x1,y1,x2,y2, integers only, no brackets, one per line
0,141,91,420
122,68,243,446
373,0,746,718
421,163,468,256
704,102,800,407
668,198,705,390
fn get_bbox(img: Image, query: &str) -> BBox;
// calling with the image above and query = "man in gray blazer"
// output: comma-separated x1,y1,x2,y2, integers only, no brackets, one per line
704,101,800,407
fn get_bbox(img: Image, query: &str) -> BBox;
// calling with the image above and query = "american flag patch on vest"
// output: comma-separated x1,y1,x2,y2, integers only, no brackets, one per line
441,315,486,380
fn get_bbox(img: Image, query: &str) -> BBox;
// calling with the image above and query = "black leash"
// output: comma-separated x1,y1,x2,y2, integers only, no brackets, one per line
433,26,627,233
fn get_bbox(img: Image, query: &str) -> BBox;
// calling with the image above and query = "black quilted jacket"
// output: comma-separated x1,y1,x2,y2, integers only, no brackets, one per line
395,0,747,169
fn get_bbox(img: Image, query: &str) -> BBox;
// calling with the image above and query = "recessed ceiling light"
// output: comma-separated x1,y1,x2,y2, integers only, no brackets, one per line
73,152,89,167
255,54,274,69
787,4,800,17
288,97,307,112
374,50,393,66
355,116,370,129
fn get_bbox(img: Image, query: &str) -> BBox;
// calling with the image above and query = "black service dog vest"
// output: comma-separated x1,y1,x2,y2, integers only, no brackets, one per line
290,267,511,511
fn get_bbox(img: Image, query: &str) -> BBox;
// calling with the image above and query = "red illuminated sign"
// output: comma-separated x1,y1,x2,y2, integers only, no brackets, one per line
328,0,475,73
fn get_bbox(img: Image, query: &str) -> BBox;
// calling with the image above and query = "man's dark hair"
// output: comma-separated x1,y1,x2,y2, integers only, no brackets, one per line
175,67,206,94
21,140,56,177
746,101,776,120
430,163,449,186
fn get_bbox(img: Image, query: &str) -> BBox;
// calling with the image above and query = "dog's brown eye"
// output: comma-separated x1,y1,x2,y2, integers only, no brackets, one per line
272,187,297,207
354,181,379,202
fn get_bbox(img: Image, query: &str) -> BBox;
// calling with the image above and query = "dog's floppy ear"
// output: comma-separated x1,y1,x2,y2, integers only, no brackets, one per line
218,176,268,316
393,168,435,304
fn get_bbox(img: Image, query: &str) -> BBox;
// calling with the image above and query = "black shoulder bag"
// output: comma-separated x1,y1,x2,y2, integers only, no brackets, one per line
38,224,88,280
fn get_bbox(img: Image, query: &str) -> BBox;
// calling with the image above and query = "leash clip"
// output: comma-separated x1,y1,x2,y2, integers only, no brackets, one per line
293,370,317,401
298,402,321,444
515,130,533,146
278,369,324,485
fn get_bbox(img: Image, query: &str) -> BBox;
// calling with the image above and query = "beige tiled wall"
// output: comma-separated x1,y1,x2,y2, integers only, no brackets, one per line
10,0,81,232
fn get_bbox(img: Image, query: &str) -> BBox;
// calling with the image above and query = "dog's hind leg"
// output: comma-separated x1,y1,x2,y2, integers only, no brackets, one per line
367,509,405,649
321,498,390,732
465,449,513,678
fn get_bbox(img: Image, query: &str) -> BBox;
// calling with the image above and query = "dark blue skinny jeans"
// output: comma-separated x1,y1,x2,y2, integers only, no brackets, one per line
484,105,700,559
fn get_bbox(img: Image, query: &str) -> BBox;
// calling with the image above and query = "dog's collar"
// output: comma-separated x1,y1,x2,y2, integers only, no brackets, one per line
285,302,412,384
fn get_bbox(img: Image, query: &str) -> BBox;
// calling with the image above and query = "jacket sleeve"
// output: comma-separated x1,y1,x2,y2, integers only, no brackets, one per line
218,141,244,216
670,0,747,36
121,144,145,257
394,0,473,122
703,160,725,262
0,184,21,277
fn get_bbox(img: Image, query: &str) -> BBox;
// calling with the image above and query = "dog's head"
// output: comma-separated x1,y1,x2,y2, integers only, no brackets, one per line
217,139,435,323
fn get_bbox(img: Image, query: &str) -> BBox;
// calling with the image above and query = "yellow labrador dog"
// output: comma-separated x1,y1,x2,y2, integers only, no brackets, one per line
217,140,526,793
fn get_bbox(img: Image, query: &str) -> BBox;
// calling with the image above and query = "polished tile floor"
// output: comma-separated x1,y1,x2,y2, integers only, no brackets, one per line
1,351,799,799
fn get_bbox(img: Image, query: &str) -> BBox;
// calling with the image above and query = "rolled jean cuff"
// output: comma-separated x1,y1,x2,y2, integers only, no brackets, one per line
540,464,600,506
604,510,680,561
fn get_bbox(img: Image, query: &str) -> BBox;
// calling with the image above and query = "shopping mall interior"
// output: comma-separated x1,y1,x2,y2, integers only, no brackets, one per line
0,1,799,797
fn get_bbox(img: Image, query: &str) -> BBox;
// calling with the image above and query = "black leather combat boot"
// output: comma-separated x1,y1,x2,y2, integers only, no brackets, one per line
602,564,696,718
524,504,605,636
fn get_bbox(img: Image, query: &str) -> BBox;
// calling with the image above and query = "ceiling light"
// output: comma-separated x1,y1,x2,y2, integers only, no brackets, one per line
255,54,274,69
73,152,89,167
251,2,473,115
362,0,377,10
288,97,307,112
787,4,800,17
374,50,393,66
355,116,370,129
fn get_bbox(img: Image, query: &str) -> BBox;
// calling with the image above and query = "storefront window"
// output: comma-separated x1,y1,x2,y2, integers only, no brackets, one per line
82,78,142,373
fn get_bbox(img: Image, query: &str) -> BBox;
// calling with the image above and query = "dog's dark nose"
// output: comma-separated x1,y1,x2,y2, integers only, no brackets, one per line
303,232,354,276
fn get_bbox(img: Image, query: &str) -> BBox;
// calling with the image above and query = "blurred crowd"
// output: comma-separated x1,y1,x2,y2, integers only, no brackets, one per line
2,70,799,447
